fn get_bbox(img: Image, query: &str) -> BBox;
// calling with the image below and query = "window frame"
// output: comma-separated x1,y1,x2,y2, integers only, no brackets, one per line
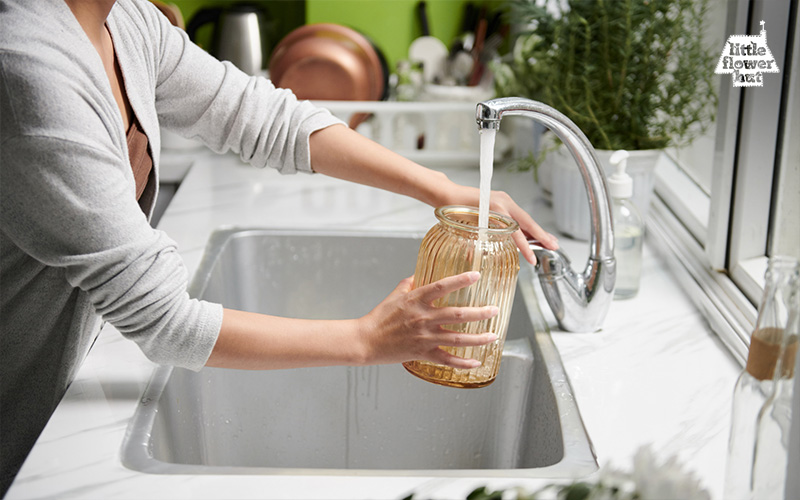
724,0,794,300
650,0,797,364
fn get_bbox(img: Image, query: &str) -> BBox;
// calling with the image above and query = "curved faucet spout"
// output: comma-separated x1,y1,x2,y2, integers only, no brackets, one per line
477,97,616,332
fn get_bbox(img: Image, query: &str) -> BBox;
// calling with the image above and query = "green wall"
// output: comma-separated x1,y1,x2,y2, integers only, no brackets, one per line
169,0,503,73
307,0,491,71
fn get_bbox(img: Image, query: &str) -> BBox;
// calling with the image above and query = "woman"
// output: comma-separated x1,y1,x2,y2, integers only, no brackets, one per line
0,0,558,491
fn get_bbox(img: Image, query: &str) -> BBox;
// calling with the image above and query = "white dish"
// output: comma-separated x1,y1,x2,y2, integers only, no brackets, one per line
408,36,448,84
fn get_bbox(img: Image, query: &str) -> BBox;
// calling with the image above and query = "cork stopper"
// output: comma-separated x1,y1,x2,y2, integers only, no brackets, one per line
745,327,798,381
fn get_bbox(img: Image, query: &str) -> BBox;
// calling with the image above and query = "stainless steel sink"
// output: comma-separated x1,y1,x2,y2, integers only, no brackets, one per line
121,228,597,478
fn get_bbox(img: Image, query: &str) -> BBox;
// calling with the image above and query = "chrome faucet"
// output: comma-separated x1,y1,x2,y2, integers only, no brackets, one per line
476,97,616,332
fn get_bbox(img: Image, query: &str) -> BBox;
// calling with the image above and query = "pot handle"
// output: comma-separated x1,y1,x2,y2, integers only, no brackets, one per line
185,6,222,44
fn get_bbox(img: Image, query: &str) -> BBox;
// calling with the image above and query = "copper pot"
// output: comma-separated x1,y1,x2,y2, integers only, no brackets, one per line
270,24,388,127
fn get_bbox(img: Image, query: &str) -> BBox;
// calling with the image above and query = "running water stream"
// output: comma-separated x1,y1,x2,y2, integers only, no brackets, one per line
478,128,496,232
473,128,496,273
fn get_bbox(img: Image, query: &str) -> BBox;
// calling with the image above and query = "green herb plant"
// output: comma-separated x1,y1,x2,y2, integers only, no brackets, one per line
493,0,718,152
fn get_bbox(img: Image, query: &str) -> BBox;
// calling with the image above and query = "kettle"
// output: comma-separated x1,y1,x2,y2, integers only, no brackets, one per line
186,4,271,76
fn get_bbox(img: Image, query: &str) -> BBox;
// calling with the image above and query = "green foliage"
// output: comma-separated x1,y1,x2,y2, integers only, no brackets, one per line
467,486,507,500
466,483,595,500
493,0,718,151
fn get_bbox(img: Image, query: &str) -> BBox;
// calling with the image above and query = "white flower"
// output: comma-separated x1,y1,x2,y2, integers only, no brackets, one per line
470,446,710,500
630,446,711,500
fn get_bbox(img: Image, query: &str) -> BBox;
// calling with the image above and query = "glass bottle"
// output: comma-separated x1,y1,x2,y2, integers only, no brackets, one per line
752,264,798,499
608,150,644,299
403,205,520,388
724,256,800,500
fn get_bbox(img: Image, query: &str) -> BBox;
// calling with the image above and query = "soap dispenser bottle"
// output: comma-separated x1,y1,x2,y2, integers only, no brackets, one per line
609,150,643,299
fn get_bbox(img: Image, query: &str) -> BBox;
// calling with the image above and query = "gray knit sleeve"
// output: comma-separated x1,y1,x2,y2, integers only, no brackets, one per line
0,134,222,371
149,12,344,174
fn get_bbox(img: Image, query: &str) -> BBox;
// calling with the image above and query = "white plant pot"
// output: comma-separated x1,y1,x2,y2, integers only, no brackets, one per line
550,145,659,241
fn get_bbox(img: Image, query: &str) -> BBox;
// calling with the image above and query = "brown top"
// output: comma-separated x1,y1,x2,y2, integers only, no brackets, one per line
746,327,798,380
126,116,153,204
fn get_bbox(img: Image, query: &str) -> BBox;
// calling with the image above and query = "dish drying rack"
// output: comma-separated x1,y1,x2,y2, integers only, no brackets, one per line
313,100,490,169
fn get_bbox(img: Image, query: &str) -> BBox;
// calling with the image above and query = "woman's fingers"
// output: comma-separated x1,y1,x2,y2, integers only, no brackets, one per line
513,230,536,265
424,332,496,372
510,209,557,264
427,349,483,369
413,271,480,304
425,332,497,368
435,331,498,347
508,204,558,248
434,305,499,325
363,272,501,367
487,190,559,265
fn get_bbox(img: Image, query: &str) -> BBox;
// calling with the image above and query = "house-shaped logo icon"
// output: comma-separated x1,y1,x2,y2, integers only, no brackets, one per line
715,20,780,87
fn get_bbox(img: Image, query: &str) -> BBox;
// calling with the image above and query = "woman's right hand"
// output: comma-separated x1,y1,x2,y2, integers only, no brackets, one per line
356,271,499,369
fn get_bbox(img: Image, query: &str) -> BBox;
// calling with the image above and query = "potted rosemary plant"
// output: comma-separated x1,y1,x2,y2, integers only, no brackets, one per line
493,0,718,238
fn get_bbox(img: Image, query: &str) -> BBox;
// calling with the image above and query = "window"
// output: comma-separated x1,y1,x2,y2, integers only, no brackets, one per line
649,0,798,363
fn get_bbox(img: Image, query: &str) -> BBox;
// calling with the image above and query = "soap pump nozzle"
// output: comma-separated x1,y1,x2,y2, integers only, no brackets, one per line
608,150,632,199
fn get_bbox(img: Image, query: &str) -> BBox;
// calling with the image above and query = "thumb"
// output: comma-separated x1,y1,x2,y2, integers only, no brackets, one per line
392,276,415,295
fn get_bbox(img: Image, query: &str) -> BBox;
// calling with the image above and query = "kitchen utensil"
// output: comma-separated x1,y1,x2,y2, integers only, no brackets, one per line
444,3,478,85
408,1,448,84
467,15,488,86
447,49,474,84
403,206,520,389
269,24,386,102
186,4,271,76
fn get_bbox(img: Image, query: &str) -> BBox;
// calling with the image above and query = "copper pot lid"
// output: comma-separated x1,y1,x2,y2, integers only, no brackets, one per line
269,24,385,102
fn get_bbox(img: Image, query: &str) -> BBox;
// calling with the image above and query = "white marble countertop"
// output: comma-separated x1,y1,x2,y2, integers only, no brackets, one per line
7,151,741,500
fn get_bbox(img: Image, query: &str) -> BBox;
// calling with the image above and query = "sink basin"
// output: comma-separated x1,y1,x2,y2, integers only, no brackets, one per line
121,228,597,478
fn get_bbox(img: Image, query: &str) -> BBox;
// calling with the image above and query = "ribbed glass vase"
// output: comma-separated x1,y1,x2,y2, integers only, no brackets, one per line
403,205,520,388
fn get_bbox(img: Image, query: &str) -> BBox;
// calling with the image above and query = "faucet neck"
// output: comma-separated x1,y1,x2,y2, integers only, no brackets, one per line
477,97,616,332
476,98,613,262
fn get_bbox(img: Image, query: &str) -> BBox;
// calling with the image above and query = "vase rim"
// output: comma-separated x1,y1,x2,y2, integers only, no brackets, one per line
434,205,519,235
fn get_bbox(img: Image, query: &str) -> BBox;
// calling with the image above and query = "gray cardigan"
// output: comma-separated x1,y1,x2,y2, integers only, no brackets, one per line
0,0,341,487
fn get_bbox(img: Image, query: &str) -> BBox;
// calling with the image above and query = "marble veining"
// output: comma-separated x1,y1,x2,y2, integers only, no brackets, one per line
7,151,742,500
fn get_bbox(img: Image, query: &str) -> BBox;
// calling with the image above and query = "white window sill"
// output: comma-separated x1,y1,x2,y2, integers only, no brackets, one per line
649,155,760,366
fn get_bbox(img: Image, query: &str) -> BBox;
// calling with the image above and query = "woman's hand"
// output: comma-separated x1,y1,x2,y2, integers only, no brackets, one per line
439,183,559,265
488,188,558,265
357,271,499,369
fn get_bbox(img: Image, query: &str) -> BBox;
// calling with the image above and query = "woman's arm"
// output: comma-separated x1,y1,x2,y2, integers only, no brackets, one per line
308,124,559,264
206,125,563,371
207,271,498,370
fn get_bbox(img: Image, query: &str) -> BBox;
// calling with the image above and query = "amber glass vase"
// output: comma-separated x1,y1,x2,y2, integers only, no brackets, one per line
403,206,520,388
